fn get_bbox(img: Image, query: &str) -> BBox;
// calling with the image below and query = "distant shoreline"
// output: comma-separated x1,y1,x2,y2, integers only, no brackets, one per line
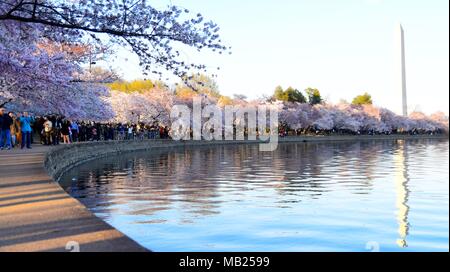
277,133,448,143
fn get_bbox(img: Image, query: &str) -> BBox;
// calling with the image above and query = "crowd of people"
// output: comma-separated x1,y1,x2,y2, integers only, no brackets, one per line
0,108,34,150
1,107,447,151
35,116,170,145
0,108,170,150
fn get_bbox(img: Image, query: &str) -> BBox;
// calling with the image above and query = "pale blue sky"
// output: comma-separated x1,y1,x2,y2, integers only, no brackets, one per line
113,0,449,115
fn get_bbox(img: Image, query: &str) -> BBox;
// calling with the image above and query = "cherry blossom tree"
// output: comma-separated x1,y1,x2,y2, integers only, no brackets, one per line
0,21,71,110
430,112,449,130
0,19,114,119
0,0,229,78
274,100,448,134
1,0,228,119
2,1,447,133
107,88,174,125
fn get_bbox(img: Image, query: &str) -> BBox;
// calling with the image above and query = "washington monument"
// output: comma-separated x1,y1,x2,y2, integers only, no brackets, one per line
397,24,408,117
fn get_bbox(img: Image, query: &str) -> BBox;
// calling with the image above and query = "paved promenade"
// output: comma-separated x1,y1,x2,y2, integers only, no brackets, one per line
0,145,147,252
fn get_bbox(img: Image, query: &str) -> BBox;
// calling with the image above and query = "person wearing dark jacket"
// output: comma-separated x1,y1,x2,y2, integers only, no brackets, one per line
50,115,61,145
0,108,13,150
61,119,71,144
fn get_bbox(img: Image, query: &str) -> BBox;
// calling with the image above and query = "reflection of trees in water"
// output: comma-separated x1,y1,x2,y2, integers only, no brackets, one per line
63,148,225,218
61,139,436,226
264,141,389,196
331,141,387,191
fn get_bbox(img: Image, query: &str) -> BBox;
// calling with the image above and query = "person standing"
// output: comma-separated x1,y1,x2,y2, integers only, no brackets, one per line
95,122,101,141
61,119,71,144
13,113,21,147
43,117,53,145
36,116,45,145
70,121,79,142
0,108,14,150
91,123,97,141
8,112,19,148
159,126,164,139
118,123,125,140
86,122,93,141
127,125,133,140
19,112,34,149
108,124,115,140
79,122,87,142
30,115,37,144
50,115,61,145
54,116,62,145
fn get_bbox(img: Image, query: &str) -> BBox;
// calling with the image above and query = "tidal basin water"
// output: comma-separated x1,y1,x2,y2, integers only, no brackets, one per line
60,139,449,252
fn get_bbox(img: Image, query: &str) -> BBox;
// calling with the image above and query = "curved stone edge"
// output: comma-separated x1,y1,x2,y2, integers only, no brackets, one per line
44,134,448,182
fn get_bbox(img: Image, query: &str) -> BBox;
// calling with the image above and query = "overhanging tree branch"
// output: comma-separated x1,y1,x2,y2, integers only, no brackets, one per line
0,98,12,108
0,0,229,78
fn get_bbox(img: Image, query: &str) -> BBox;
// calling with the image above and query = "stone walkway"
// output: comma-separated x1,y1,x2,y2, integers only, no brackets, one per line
0,145,147,252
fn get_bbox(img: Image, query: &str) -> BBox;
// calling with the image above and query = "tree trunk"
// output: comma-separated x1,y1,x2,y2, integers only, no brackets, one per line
0,99,12,108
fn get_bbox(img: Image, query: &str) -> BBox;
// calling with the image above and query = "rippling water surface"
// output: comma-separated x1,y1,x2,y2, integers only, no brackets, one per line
61,139,449,252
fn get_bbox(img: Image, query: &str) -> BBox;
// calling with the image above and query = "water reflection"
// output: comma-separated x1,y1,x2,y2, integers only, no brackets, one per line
394,140,410,248
60,139,449,252
64,142,388,215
